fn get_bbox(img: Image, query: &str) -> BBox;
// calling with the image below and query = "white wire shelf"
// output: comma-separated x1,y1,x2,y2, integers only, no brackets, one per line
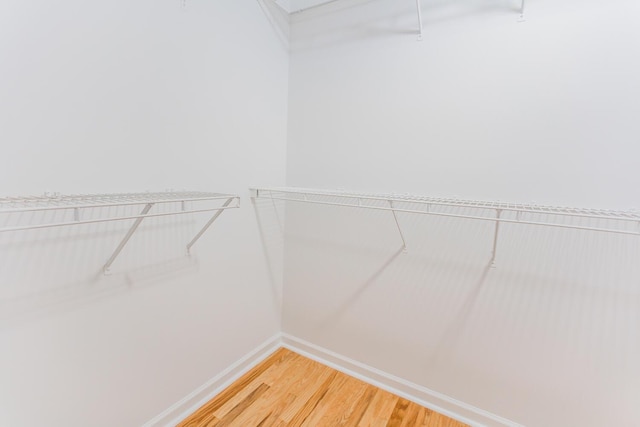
0,191,234,213
0,191,241,273
250,187,640,265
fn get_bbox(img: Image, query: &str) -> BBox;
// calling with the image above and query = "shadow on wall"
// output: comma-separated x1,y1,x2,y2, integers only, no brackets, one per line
252,197,285,323
426,260,491,367
0,204,208,329
277,200,640,425
315,244,406,327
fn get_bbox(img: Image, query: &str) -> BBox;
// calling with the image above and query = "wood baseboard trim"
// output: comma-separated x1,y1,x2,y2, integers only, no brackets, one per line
142,333,282,427
281,333,521,427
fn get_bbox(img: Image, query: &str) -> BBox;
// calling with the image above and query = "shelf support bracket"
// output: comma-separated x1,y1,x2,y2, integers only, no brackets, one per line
389,200,408,252
416,0,424,40
103,203,155,274
490,209,502,268
186,197,235,255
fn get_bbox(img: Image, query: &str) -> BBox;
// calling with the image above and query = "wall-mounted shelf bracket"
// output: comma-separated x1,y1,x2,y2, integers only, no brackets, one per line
186,197,236,255
389,200,408,252
518,0,526,22
103,203,155,274
489,209,502,268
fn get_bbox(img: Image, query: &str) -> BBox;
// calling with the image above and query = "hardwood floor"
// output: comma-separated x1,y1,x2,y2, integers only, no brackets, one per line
178,348,467,427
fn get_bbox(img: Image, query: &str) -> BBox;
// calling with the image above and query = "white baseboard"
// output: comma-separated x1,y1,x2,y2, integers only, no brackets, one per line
281,333,522,427
144,332,521,427
142,333,282,427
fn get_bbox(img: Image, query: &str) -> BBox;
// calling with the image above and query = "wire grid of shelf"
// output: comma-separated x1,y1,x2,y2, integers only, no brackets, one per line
252,187,640,226
251,187,640,265
0,191,235,213
0,191,241,273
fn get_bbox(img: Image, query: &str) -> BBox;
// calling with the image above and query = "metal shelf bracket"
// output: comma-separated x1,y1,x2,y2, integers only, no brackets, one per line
519,0,526,22
389,200,408,252
489,209,502,268
415,0,424,41
187,197,237,255
103,203,155,274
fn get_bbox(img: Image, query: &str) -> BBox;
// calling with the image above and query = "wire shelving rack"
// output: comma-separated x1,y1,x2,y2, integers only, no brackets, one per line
250,187,640,265
0,191,240,273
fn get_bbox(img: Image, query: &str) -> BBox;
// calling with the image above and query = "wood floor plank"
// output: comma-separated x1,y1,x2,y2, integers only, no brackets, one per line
178,348,469,427
387,397,411,427
299,372,351,427
398,401,422,427
210,350,296,419
179,410,219,427
305,374,356,426
277,357,336,423
287,370,339,426
229,353,327,426
358,388,400,427
343,384,378,426
178,348,290,426
422,405,468,427
216,382,270,427
254,392,297,427
315,374,370,426
415,407,429,426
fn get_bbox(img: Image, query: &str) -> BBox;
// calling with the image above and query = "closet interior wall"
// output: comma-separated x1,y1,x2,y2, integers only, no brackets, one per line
0,1,288,426
282,0,640,426
2,0,640,426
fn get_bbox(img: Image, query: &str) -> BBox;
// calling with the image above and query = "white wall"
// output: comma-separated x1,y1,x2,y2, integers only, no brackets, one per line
0,1,288,426
287,0,640,209
283,0,640,425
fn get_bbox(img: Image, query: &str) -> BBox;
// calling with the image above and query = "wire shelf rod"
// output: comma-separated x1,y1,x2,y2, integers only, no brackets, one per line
258,194,640,237
0,205,239,234
0,193,236,214
254,187,640,223
0,190,229,201
0,190,225,204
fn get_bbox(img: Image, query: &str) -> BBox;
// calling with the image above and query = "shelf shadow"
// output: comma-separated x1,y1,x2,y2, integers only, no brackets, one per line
316,245,406,329
252,198,285,321
0,256,199,330
427,260,492,367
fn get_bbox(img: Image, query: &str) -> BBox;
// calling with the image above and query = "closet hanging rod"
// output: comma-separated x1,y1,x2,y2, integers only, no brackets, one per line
251,187,640,224
250,187,640,236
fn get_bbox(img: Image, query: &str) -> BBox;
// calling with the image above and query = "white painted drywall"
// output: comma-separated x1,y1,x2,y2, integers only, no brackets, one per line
287,0,640,210
0,1,288,426
282,0,640,425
